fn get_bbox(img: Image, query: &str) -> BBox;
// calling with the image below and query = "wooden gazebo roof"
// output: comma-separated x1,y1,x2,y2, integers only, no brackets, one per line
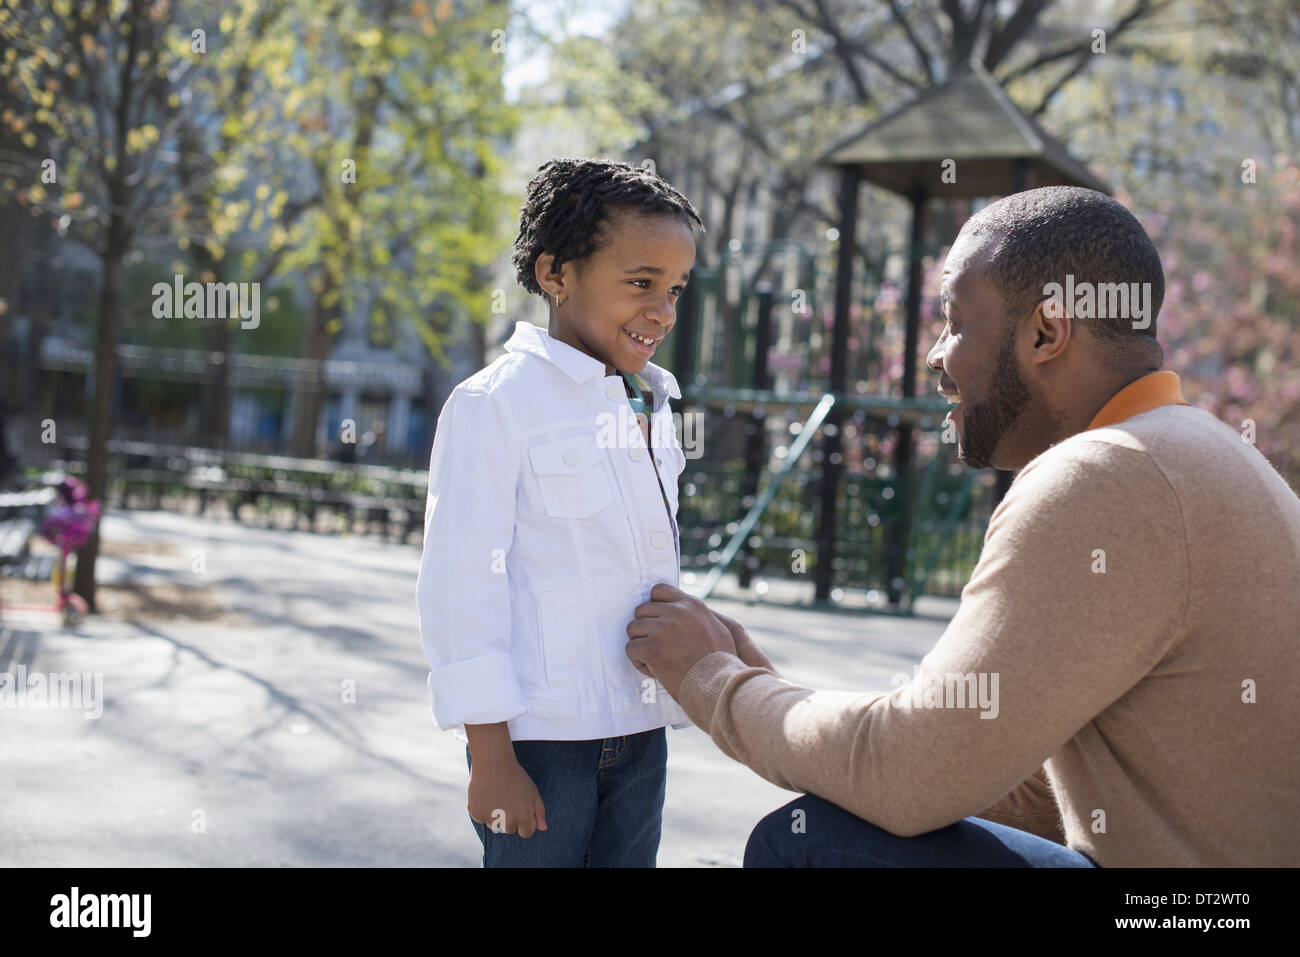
825,59,1110,197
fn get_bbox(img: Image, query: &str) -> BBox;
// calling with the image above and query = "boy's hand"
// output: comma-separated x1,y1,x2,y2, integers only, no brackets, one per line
467,753,548,838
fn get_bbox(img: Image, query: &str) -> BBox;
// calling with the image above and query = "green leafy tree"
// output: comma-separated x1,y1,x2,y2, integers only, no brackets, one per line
257,0,518,456
0,0,517,606
1,0,191,610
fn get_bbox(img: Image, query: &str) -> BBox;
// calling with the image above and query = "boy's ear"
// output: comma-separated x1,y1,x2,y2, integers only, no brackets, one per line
534,252,567,298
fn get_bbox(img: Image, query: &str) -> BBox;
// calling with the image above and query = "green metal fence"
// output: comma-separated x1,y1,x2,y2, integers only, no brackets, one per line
671,237,995,609
675,427,996,605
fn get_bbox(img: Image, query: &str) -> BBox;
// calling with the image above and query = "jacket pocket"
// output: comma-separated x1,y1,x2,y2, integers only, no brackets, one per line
527,434,614,519
533,587,589,685
535,588,556,686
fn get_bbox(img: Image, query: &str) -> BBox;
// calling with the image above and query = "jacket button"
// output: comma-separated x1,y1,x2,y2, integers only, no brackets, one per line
563,448,580,466
651,531,668,549
629,447,645,462
605,383,623,401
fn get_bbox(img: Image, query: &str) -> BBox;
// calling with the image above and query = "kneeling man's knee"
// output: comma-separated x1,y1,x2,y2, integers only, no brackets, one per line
743,794,859,867
744,793,928,867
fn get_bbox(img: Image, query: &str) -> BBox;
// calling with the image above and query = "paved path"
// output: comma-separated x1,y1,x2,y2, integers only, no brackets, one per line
0,509,954,867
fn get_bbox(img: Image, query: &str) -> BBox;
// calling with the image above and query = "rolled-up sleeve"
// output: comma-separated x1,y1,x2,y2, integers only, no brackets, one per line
415,385,525,732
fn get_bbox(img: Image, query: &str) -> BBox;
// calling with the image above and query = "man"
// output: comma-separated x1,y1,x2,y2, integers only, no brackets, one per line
625,186,1300,867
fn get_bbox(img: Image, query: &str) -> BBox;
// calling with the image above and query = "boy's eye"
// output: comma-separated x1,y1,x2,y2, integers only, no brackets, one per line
630,279,685,296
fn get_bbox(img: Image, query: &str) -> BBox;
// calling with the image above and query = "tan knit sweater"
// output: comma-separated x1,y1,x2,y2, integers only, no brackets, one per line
677,373,1300,867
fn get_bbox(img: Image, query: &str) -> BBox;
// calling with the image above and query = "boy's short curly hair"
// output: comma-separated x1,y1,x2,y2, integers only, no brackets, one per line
512,157,705,298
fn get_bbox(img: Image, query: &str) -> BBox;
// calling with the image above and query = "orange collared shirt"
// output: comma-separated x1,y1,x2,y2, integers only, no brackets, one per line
1086,370,1191,431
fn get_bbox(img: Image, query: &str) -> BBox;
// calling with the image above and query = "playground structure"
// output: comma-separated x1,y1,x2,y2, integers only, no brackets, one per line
671,61,1112,612
669,237,990,611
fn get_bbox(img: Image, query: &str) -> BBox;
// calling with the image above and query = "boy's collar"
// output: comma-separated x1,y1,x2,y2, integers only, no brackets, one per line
503,320,682,400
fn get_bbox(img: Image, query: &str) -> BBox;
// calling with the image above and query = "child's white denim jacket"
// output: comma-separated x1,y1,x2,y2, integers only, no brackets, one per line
416,320,691,741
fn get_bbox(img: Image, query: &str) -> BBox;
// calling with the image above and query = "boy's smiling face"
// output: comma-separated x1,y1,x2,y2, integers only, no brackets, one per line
535,207,696,376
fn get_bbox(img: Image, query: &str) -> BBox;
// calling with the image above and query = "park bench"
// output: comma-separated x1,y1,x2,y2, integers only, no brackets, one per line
22,439,430,545
0,487,57,581
0,517,37,567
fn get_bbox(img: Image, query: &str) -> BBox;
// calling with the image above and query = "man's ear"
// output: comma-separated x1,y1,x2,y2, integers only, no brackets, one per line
1029,298,1071,366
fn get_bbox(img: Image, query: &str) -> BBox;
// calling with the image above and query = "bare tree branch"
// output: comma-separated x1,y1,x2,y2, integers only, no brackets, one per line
1001,0,1171,83
983,0,1050,71
941,0,976,64
812,0,927,91
771,0,874,103
1028,49,1096,116
885,0,936,84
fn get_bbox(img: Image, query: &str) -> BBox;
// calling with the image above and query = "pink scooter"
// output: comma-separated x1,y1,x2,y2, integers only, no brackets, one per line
3,477,103,626
42,477,101,625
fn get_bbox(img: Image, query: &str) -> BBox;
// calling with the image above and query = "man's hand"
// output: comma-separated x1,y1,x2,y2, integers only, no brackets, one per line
626,584,737,701
712,609,778,675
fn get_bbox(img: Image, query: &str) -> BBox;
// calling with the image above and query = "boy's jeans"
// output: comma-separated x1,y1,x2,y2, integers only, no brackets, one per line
465,727,666,867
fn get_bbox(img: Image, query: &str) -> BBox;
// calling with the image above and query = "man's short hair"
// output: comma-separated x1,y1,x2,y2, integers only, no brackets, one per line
961,186,1165,366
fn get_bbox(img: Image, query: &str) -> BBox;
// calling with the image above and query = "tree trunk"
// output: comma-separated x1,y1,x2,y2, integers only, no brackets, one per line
0,203,20,384
288,272,335,458
203,316,233,449
468,314,486,373
72,233,126,612
195,248,233,449
0,200,20,481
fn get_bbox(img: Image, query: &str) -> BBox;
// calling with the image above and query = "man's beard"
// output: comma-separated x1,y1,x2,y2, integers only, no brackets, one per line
957,322,1033,469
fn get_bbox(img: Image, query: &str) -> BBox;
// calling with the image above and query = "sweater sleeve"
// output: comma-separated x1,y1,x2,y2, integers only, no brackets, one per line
675,440,1190,838
975,766,1065,844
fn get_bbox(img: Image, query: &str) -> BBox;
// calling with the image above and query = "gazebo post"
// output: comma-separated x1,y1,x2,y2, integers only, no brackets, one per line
672,275,699,386
814,163,860,602
738,285,775,589
814,60,1109,608
885,186,929,607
